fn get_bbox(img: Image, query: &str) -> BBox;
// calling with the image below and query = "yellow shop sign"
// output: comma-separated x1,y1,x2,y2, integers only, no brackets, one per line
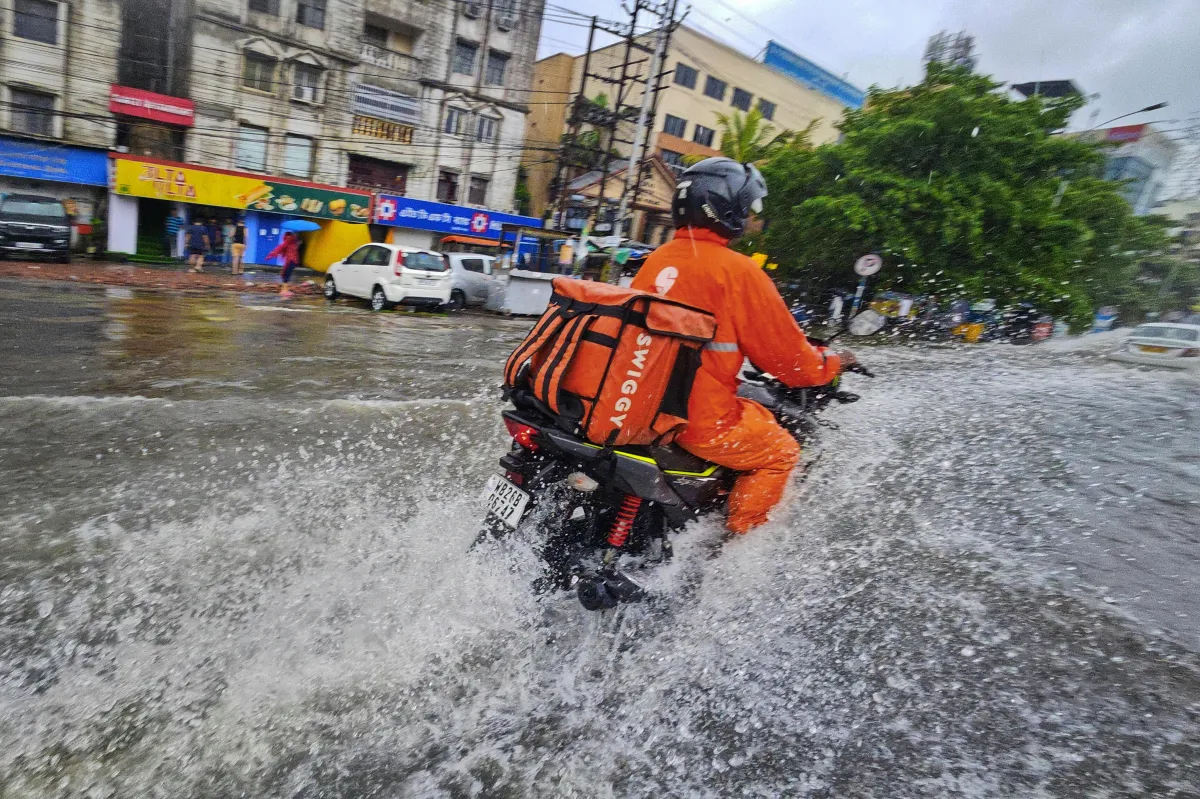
111,158,372,222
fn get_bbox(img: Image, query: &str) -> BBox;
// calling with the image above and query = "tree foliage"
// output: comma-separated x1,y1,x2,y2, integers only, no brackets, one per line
757,63,1168,325
683,107,814,166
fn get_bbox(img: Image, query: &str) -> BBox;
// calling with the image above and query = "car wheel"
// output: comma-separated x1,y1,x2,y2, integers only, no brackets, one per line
324,275,338,300
446,289,467,312
370,286,391,312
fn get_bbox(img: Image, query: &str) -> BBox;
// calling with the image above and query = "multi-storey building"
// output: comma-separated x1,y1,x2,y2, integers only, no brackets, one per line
522,26,862,242
0,0,545,261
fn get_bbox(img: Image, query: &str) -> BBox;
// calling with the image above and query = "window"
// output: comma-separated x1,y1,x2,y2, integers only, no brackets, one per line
344,245,373,265
363,23,389,47
453,40,478,76
444,106,468,136
703,75,726,101
362,245,392,266
673,62,697,89
660,149,685,175
248,0,278,13
662,114,687,138
461,257,487,273
437,170,459,203
14,0,57,44
468,176,488,205
296,0,325,29
485,51,509,86
9,89,55,136
234,124,269,172
292,62,321,102
348,155,409,193
0,196,66,219
475,115,499,143
282,134,313,178
243,52,276,93
758,99,776,121
693,124,715,148
731,87,752,112
405,252,448,272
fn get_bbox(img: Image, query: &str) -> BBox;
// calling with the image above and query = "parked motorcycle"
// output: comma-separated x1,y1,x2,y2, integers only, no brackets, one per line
479,348,877,611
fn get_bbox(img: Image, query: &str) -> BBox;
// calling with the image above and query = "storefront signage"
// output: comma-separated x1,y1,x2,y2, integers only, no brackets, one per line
762,41,864,109
109,85,196,127
0,136,107,186
1106,124,1146,143
112,157,372,222
373,194,541,237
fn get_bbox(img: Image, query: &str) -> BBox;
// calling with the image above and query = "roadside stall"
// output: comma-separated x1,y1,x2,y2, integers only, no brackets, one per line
489,224,577,314
107,156,372,269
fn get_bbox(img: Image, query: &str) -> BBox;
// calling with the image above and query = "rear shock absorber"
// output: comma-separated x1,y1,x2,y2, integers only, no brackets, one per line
606,494,642,549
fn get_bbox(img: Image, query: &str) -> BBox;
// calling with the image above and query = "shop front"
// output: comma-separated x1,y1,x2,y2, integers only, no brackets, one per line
372,194,542,254
108,156,372,268
0,135,109,249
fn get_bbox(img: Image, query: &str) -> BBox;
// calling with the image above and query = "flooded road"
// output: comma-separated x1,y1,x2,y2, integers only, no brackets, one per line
2,280,1198,798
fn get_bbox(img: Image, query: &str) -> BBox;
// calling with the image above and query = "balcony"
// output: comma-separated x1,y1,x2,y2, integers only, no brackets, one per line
360,43,420,77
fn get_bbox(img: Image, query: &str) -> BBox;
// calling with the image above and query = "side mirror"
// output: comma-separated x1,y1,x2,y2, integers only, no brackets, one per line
848,309,886,336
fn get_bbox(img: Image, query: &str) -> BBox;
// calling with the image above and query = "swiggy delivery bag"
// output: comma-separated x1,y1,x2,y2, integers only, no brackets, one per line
503,278,717,446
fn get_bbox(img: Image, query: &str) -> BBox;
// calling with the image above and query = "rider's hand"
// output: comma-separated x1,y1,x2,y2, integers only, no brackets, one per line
836,349,858,371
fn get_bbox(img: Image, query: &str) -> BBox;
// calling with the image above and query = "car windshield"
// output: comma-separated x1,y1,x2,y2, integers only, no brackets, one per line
1132,325,1199,342
404,252,448,272
1,198,67,220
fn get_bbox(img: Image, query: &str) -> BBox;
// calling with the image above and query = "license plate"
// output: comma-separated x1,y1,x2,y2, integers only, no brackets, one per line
1139,345,1168,353
483,473,530,529
14,242,43,249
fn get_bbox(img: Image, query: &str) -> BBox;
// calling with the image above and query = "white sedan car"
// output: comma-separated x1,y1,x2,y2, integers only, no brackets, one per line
1108,323,1200,369
323,243,452,311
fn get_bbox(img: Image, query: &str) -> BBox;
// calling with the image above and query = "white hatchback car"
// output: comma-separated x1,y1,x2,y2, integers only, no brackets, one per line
324,243,452,311
1108,323,1200,369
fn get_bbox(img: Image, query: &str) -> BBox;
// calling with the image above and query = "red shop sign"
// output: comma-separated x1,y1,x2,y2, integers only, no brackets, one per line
109,85,195,127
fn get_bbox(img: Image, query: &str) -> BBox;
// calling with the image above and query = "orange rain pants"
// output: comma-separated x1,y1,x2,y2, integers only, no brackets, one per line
632,227,841,534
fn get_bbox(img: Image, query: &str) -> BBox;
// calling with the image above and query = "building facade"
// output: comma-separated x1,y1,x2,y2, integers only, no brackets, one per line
1081,124,1179,216
0,0,546,259
522,26,861,229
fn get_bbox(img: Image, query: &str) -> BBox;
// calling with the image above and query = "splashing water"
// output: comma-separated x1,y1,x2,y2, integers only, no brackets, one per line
2,285,1199,797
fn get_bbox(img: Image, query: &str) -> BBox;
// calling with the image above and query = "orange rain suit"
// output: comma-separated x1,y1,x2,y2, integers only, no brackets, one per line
631,227,841,534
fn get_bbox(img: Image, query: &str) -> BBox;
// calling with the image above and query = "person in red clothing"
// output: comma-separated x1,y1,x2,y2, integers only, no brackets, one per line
632,157,855,534
266,231,301,298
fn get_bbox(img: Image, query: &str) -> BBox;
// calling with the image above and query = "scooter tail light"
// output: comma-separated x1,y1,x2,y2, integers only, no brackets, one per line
503,417,540,451
505,470,525,486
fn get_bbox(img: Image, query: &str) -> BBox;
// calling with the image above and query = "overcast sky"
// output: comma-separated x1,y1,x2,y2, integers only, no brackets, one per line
538,0,1200,135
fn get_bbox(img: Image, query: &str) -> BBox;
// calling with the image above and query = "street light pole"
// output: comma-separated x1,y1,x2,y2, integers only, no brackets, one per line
1094,102,1169,130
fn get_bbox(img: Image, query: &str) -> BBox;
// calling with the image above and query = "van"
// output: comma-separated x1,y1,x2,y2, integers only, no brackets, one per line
443,253,496,310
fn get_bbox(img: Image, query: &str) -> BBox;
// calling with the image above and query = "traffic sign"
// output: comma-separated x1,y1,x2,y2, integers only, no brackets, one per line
854,253,882,276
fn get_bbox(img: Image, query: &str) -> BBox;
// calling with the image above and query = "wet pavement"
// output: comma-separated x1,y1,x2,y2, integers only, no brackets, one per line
1,280,1199,798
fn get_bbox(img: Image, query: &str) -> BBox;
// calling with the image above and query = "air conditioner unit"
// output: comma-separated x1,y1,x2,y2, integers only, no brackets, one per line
496,13,516,31
463,1,482,18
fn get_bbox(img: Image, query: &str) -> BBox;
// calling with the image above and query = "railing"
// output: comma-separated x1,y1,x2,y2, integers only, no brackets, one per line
360,43,420,77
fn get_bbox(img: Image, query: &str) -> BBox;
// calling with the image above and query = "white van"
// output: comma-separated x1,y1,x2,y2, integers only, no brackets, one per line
443,253,496,310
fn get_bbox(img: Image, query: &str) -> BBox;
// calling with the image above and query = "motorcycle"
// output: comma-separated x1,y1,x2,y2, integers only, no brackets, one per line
479,352,877,612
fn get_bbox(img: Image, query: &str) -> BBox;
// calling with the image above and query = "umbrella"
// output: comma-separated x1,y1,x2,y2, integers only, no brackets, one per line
281,219,321,232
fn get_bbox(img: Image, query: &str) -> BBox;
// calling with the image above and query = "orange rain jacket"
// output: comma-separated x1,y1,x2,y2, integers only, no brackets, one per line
631,227,841,438
631,227,841,533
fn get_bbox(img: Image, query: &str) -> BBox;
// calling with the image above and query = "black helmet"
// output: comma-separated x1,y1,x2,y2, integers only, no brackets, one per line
671,157,767,239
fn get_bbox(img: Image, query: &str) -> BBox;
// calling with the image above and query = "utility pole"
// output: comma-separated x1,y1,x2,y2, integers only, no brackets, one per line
607,0,681,282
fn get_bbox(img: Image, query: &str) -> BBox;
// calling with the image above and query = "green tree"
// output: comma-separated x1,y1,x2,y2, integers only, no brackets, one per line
758,63,1166,326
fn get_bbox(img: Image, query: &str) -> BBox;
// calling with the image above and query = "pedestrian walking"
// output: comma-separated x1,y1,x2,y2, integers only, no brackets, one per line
206,218,223,262
230,219,247,275
265,231,301,298
185,219,210,272
164,213,183,260
221,218,236,265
